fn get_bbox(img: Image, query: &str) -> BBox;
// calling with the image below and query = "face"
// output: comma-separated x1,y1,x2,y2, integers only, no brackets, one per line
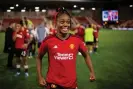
12,23,16,30
56,13,71,34
15,24,21,31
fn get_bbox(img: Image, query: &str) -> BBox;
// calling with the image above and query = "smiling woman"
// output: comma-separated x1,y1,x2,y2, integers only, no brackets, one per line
36,7,95,89
55,7,71,38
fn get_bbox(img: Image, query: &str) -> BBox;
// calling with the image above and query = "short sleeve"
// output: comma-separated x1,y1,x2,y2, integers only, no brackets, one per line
38,40,48,58
78,40,88,53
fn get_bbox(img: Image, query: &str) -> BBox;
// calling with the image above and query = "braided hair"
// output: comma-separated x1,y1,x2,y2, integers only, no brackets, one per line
54,7,71,27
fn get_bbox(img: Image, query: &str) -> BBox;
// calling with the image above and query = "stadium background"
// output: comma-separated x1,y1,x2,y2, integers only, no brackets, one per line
0,0,133,89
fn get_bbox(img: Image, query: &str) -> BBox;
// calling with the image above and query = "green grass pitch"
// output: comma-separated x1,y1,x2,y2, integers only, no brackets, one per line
0,29,133,89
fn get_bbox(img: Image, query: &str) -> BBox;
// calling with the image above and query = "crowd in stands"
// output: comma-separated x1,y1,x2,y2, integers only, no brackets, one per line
105,20,133,30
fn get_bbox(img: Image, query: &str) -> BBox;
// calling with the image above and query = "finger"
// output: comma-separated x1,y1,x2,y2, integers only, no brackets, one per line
42,79,47,85
39,81,46,86
90,77,96,82
90,77,95,80
43,81,47,85
39,82,45,87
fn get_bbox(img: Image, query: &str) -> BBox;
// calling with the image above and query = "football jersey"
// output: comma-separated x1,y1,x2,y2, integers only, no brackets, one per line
75,26,85,41
13,29,30,49
39,34,87,88
49,28,56,35
75,26,84,37
93,27,99,38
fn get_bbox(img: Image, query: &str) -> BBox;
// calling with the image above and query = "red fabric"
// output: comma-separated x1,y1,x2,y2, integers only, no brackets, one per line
23,28,30,39
39,35,87,88
50,28,56,35
75,26,85,41
13,28,30,49
93,26,100,38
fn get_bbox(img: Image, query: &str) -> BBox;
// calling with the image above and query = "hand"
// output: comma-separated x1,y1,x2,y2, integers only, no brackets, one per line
89,72,96,82
23,44,28,49
38,77,47,87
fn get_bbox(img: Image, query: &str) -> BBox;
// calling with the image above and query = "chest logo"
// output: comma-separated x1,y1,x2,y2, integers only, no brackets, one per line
69,44,75,49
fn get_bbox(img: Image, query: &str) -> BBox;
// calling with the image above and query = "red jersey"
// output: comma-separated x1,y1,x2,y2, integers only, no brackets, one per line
75,26,85,41
93,26,100,38
13,29,30,49
39,34,87,88
23,28,30,43
50,28,56,35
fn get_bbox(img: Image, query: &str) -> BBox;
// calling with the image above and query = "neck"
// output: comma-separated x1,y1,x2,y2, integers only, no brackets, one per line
56,32,70,40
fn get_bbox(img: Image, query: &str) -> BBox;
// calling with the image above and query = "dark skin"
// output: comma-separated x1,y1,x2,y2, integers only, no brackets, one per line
55,13,71,40
36,13,96,87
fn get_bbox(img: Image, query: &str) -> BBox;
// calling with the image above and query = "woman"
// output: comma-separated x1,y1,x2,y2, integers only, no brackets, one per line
36,7,96,89
13,23,30,77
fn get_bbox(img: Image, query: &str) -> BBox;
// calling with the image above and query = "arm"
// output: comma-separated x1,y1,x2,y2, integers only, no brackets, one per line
81,50,96,81
12,31,17,41
13,28,19,41
79,41,96,81
36,41,47,86
36,53,46,84
82,51,94,72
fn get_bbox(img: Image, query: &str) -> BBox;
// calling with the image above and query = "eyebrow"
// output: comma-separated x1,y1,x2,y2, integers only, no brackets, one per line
59,19,70,21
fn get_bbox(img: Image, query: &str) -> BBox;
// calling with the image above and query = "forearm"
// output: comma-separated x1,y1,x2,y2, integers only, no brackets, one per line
85,55,95,73
36,56,43,79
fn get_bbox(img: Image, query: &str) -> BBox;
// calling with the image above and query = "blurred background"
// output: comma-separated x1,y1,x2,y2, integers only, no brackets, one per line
0,0,133,89
0,0,133,31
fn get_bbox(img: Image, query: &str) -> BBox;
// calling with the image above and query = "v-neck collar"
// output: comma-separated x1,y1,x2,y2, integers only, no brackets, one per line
55,33,71,41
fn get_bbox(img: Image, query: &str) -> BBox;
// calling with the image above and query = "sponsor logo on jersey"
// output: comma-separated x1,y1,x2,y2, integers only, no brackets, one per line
54,52,74,60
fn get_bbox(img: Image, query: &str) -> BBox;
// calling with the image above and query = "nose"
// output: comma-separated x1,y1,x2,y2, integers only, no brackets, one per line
63,21,70,27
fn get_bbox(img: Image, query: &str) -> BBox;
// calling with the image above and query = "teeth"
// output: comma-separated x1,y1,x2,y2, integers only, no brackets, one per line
62,28,68,31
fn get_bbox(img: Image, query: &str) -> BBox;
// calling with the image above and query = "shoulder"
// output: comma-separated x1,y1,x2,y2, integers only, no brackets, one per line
42,34,55,42
70,35,83,41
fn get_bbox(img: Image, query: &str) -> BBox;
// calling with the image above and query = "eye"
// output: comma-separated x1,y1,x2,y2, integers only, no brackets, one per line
60,21,65,24
66,21,70,24
59,20,70,24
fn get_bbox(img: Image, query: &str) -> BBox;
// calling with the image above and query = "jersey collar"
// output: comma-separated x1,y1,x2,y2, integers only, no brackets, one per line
55,33,71,41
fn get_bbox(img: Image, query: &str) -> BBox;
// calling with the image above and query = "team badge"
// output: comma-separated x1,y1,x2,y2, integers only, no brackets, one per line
69,44,75,49
51,84,56,88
